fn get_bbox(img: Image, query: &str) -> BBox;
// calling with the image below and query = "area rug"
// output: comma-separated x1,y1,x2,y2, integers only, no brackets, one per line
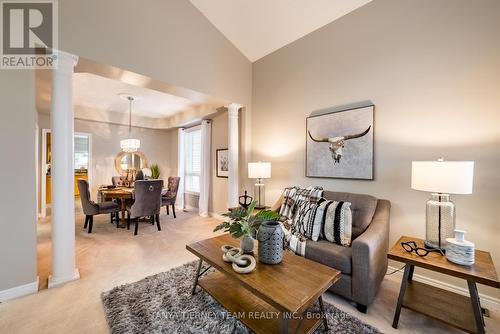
101,261,381,334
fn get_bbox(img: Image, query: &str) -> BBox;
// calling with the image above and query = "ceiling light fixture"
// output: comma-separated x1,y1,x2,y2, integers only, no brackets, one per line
119,94,141,153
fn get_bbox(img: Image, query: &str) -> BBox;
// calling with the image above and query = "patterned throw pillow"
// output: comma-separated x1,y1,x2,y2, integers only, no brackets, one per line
291,199,352,247
292,199,323,241
320,201,352,247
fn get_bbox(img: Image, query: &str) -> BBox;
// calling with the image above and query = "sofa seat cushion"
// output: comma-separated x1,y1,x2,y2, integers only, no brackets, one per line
322,191,377,239
304,239,352,274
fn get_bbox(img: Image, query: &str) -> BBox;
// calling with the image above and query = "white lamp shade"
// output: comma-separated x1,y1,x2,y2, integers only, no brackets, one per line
248,162,271,179
120,138,140,152
411,160,474,194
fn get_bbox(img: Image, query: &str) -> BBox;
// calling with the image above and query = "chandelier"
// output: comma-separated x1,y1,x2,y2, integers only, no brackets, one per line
119,94,140,152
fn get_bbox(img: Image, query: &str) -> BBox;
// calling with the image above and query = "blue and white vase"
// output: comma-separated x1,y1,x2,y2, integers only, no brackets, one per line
446,230,475,266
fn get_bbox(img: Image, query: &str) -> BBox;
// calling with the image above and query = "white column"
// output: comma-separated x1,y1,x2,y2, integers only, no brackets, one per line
48,51,80,288
227,103,241,208
199,120,211,217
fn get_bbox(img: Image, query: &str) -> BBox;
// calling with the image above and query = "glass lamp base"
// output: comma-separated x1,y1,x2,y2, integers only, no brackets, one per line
254,180,266,209
425,193,455,251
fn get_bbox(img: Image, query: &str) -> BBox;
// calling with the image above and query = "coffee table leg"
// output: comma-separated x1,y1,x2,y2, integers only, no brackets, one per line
392,264,413,329
191,259,203,295
468,280,485,334
280,316,289,334
318,295,329,331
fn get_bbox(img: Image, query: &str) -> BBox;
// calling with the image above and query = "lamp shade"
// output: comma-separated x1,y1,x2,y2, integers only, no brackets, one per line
248,162,271,179
411,160,474,194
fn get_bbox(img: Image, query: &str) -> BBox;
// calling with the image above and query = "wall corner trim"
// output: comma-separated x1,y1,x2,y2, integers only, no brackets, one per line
387,266,500,311
0,277,39,303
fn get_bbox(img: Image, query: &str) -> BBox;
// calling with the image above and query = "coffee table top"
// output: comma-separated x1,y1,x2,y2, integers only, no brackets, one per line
186,234,341,313
388,236,500,288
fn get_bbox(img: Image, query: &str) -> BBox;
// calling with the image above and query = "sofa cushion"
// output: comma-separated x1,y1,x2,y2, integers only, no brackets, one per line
322,191,377,239
305,239,352,274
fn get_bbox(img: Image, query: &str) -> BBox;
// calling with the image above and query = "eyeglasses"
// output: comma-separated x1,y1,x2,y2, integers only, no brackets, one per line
401,241,444,257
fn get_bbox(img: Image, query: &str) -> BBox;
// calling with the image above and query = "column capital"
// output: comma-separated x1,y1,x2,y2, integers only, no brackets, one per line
225,103,242,116
53,49,79,70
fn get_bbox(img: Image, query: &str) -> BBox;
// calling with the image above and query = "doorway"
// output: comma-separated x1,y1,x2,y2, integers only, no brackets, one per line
40,129,92,217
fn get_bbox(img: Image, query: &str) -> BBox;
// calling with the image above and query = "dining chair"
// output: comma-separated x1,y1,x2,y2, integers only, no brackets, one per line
77,179,120,233
161,176,181,218
126,180,163,235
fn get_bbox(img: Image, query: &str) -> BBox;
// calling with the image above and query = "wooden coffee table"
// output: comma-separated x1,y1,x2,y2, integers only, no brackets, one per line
388,236,500,334
186,234,341,334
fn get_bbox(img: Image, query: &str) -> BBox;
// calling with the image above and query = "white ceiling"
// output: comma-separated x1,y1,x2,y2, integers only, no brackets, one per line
73,73,197,119
189,0,372,62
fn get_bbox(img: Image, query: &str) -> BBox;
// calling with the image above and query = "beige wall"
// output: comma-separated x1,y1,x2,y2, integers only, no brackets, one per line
210,112,229,214
0,0,251,292
252,0,500,299
0,71,38,291
36,114,176,204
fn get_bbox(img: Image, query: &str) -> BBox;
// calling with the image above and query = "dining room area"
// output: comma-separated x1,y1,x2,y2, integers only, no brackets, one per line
33,56,245,292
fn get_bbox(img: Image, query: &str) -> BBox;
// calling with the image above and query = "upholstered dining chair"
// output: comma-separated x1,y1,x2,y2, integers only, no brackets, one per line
77,179,120,233
161,176,181,218
126,180,163,235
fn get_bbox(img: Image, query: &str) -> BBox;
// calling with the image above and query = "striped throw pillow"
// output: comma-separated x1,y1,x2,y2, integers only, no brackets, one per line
320,201,352,247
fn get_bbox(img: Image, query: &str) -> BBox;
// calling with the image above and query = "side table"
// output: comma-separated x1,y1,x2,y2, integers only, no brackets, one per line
388,236,500,334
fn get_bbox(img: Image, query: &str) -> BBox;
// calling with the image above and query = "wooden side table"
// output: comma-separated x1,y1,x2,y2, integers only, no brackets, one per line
388,236,500,334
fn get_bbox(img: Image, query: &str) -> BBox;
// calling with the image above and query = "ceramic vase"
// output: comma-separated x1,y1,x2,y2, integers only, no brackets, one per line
446,229,475,266
240,235,255,254
257,221,284,264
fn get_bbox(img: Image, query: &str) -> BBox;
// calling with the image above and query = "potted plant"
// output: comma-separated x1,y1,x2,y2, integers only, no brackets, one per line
150,164,160,179
214,201,280,253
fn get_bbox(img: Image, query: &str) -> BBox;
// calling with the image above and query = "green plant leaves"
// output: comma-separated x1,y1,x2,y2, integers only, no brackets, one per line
213,201,281,239
150,164,160,179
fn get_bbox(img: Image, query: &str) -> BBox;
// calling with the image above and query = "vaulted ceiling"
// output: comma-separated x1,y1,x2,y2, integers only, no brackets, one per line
189,0,372,62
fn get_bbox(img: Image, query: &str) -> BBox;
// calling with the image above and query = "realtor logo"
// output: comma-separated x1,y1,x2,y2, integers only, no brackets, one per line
1,0,58,69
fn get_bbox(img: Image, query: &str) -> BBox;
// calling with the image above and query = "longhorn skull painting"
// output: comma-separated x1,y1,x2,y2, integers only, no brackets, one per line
306,105,374,180
308,126,371,164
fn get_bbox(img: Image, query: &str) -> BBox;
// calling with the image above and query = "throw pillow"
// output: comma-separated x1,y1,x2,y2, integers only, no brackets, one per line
292,199,324,241
320,201,352,247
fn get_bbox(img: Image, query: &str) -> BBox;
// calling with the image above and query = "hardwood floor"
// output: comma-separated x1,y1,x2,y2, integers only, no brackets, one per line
0,210,498,333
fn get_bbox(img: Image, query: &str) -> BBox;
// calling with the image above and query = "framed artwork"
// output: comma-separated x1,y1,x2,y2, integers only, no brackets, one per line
306,104,374,180
216,149,229,178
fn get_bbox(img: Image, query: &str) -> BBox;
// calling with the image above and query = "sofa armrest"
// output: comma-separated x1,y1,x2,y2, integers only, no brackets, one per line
351,199,391,306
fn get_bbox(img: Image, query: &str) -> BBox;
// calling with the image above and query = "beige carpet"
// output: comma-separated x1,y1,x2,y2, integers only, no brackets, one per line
0,209,498,333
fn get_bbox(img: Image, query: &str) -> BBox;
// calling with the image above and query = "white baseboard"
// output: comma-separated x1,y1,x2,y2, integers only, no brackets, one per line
0,277,39,302
184,205,198,212
48,268,80,288
387,266,500,311
209,212,225,221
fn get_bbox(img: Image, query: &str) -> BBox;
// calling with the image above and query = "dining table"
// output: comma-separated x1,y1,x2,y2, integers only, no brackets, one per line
98,187,134,228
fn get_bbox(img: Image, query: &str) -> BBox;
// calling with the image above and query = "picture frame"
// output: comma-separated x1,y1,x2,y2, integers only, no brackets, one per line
216,148,229,178
306,104,374,180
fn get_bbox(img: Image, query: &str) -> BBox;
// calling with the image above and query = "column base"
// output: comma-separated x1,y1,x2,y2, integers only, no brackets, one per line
48,268,80,288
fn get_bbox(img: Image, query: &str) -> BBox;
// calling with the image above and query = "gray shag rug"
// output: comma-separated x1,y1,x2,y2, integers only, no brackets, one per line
101,261,381,334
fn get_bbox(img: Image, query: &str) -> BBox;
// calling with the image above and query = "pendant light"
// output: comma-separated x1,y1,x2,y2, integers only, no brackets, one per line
119,94,140,152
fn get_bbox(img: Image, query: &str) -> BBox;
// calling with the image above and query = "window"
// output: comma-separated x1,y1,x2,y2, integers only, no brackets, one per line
74,135,89,170
184,126,201,194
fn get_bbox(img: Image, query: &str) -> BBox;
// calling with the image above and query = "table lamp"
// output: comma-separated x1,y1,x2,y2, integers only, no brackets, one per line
411,158,474,251
248,162,271,209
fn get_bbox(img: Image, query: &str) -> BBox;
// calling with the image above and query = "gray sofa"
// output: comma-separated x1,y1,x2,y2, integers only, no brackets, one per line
277,191,391,313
